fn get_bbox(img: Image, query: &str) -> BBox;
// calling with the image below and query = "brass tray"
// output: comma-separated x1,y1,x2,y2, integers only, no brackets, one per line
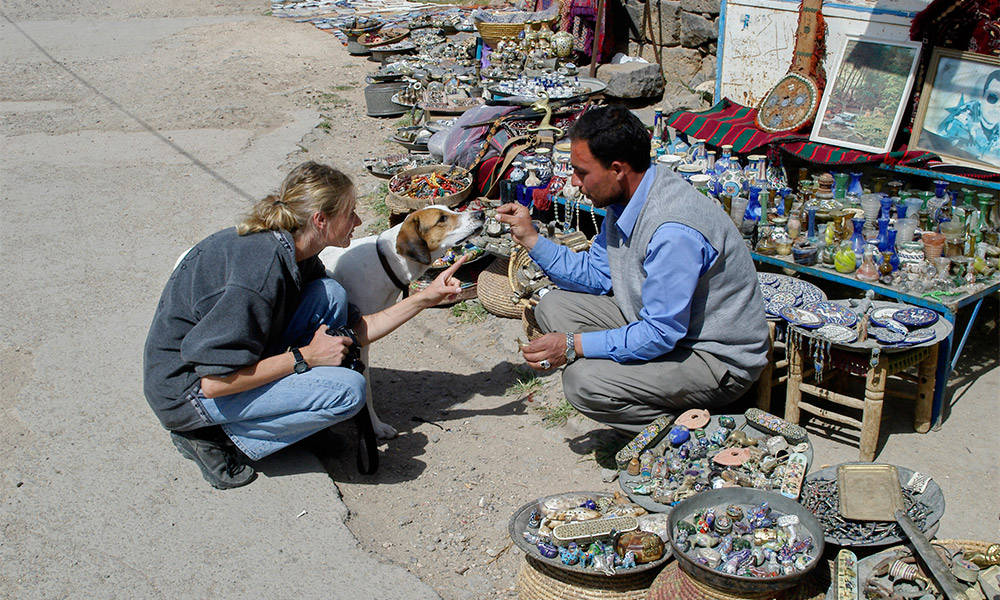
837,463,904,521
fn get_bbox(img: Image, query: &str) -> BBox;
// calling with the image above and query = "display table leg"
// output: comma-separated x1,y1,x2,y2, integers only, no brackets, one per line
860,358,888,462
931,311,956,430
914,343,938,434
757,321,777,411
784,333,803,424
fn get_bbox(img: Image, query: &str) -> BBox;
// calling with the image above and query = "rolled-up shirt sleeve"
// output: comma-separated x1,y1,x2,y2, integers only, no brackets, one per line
528,231,612,295
579,223,718,362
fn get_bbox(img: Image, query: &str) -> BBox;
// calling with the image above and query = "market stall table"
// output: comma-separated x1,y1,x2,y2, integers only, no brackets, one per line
752,251,998,430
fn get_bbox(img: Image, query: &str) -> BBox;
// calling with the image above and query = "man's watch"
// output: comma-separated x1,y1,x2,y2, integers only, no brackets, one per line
565,333,577,364
291,347,310,374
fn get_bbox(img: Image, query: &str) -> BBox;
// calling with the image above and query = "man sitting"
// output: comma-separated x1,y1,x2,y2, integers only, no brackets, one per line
497,105,768,432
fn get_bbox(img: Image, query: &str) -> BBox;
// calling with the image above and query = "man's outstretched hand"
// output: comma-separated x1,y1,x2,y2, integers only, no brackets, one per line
496,203,539,250
520,332,567,371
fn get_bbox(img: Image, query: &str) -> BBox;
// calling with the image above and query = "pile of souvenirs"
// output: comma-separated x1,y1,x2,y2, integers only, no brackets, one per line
650,116,1000,296
508,407,998,600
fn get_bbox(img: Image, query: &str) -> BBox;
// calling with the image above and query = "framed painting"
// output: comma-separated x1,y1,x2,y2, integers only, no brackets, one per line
810,36,922,154
909,47,1000,172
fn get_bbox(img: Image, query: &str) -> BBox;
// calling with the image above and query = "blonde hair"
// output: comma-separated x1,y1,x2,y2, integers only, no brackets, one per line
236,162,353,235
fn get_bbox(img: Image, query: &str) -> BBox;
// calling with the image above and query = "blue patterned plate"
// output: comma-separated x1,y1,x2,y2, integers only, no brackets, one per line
815,324,858,344
769,291,799,310
892,307,939,329
757,272,780,287
869,307,899,328
776,279,804,298
902,328,937,345
800,288,825,305
760,285,778,300
803,301,859,327
779,305,824,328
868,326,905,345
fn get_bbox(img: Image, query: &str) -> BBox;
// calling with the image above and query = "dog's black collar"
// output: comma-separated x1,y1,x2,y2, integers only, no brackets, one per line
376,234,410,295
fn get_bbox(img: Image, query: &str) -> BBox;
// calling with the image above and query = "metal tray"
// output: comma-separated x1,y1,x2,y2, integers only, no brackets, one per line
508,491,672,577
668,488,826,595
802,463,944,548
618,414,814,514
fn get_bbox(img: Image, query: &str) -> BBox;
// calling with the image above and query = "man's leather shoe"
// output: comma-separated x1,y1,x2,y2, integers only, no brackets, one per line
171,429,256,489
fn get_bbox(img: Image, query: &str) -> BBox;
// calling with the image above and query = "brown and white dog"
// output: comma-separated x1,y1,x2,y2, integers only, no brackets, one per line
318,205,483,439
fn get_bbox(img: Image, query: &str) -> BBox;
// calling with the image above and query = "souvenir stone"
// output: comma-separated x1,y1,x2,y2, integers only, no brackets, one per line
528,509,541,528
765,436,789,456
714,447,751,466
627,457,640,476
696,547,723,568
616,530,665,563
718,415,737,429
745,408,808,443
676,408,711,429
615,414,672,469
668,425,691,446
538,541,559,558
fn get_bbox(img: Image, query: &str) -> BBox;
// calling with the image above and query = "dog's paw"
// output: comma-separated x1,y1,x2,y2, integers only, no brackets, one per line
373,421,398,440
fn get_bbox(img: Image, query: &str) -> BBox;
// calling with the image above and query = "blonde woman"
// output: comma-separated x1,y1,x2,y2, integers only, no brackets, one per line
143,162,465,489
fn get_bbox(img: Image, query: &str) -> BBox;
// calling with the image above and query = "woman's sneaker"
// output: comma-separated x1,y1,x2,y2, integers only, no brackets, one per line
170,428,256,489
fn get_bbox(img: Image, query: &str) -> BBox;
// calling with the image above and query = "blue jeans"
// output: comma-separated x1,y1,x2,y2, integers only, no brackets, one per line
197,278,366,461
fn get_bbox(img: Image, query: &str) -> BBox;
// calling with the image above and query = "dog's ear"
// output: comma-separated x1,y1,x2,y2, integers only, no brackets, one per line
396,217,432,264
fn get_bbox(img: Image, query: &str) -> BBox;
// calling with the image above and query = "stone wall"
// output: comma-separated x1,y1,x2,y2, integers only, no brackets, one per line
622,0,719,111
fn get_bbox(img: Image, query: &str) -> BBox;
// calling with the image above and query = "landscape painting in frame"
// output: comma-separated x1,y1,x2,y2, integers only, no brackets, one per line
910,48,1000,172
811,37,922,154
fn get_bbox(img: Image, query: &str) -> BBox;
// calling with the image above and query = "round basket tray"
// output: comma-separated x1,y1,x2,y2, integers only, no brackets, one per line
358,28,409,48
338,21,383,37
617,413,814,514
387,165,472,210
509,245,550,300
509,492,672,578
517,555,658,600
668,488,826,595
477,256,525,319
475,21,529,49
418,97,485,115
801,462,944,548
823,539,997,600
650,560,830,600
488,77,607,103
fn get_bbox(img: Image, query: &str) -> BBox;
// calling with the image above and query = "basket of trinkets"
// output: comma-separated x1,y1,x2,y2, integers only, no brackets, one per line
669,488,825,595
387,165,473,210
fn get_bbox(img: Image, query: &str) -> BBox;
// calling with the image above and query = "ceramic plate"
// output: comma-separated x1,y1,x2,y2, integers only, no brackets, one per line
868,326,905,345
902,328,937,345
803,301,859,327
780,305,824,328
884,319,908,336
757,272,779,286
768,291,799,309
759,285,777,300
892,307,939,328
800,288,825,304
815,324,858,344
869,307,900,328
776,279,804,298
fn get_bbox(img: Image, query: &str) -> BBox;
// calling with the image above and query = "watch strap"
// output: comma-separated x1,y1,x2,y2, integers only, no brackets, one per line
292,347,309,373
565,333,577,363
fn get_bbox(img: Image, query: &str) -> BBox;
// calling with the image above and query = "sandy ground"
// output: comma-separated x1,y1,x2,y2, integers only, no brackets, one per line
1,0,998,598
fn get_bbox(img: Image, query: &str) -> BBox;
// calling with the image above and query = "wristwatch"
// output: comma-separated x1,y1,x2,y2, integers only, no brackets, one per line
291,347,310,374
565,333,577,364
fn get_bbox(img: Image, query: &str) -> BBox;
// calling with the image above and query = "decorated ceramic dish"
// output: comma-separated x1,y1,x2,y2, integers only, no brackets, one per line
814,324,858,344
759,285,778,300
757,272,780,286
902,328,937,345
869,307,899,328
800,288,825,305
867,326,906,345
779,306,824,329
768,291,799,310
892,307,939,329
803,301,859,327
775,279,805,298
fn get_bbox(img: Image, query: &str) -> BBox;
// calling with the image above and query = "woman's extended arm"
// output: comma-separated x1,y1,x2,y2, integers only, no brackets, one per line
353,255,467,345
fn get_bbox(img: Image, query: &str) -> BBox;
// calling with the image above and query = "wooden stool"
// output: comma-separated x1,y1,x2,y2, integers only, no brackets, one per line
784,333,938,461
756,321,789,412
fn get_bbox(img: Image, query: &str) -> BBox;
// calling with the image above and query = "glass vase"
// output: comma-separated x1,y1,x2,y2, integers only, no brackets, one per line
876,217,891,253
850,217,866,267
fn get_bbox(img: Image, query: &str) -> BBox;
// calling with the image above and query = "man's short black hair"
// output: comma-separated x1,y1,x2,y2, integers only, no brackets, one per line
567,105,651,173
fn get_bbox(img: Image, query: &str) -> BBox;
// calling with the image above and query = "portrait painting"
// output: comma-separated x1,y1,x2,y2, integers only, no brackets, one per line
910,48,1000,172
811,36,922,154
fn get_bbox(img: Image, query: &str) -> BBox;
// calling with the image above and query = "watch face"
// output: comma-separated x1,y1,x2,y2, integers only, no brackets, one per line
294,361,309,374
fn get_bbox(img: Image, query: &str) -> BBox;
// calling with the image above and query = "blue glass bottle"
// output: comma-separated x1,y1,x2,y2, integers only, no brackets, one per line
875,217,891,253
744,186,762,222
807,208,818,244
879,195,893,220
896,198,908,220
934,179,949,199
850,217,867,268
848,172,864,196
887,229,899,270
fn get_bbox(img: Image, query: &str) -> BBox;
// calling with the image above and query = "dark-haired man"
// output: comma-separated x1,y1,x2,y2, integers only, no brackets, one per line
497,105,768,432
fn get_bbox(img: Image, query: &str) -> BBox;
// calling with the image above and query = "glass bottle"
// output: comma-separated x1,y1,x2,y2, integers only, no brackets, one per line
976,193,992,242
850,217,867,268
807,208,818,244
834,240,857,273
878,251,894,283
856,248,879,282
879,195,894,220
875,217,891,253
887,229,899,271
745,187,762,223
847,171,864,196
788,208,802,240
934,179,949,199
715,144,733,174
653,109,664,146
833,172,849,202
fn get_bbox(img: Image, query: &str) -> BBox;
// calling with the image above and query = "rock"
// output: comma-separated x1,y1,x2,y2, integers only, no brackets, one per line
597,62,665,99
681,12,717,47
601,468,619,482
680,0,720,15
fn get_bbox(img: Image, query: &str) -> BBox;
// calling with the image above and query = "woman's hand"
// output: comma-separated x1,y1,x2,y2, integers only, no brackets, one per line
417,254,468,307
300,324,352,367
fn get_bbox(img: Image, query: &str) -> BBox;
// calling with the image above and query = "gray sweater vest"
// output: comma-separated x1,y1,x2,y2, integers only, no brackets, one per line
605,167,768,382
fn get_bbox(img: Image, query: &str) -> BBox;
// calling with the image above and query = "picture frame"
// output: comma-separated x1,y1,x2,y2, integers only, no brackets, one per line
810,36,922,154
909,48,1000,172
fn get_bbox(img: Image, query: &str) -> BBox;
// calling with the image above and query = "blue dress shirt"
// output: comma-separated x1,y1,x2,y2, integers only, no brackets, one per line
529,166,719,362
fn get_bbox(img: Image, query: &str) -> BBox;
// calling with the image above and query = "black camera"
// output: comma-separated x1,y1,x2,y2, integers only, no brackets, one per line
327,326,365,373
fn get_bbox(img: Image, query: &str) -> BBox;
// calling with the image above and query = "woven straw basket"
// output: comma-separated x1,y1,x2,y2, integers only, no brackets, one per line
387,165,472,211
517,556,657,600
522,304,544,341
477,256,524,319
475,21,526,49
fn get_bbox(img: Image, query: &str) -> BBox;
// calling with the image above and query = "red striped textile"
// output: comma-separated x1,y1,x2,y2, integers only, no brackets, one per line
780,142,935,166
665,99,807,153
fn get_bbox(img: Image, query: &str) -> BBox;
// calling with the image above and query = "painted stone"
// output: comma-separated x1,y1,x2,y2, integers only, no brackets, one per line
676,408,711,429
616,530,665,563
668,425,691,446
